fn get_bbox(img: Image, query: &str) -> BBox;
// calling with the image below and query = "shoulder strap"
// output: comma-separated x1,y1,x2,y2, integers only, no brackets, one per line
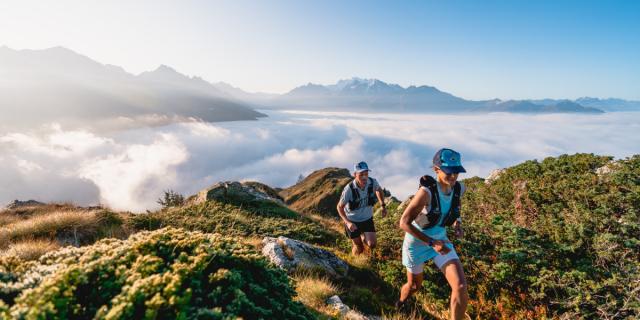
441,181,462,226
419,175,440,212
348,180,360,209
367,177,378,206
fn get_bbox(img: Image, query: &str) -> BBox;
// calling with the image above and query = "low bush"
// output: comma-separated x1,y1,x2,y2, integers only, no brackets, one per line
5,227,313,319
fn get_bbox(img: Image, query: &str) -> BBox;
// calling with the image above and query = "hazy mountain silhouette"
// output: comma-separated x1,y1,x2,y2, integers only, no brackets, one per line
529,98,640,112
0,46,265,129
270,77,604,113
487,100,603,113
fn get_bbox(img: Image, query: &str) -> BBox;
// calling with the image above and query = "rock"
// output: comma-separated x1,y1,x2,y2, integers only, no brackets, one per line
326,295,382,320
485,168,505,184
5,199,45,209
241,181,284,202
261,236,348,277
374,196,400,216
595,161,620,177
192,181,284,205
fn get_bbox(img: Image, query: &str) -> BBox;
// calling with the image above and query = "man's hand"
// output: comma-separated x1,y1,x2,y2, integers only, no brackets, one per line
346,221,358,232
453,221,464,239
380,206,388,218
432,240,451,255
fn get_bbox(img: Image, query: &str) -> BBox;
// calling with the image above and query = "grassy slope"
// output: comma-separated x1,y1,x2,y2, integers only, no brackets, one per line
1,153,638,319
280,168,352,216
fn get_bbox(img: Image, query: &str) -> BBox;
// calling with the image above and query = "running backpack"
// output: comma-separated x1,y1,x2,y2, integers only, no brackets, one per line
347,177,378,210
414,175,461,229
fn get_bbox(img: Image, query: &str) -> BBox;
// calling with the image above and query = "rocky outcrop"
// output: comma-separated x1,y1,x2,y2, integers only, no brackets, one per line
261,236,348,277
241,181,284,202
374,196,401,216
5,199,45,210
192,181,284,205
279,168,353,216
485,168,505,184
595,161,621,178
326,296,382,320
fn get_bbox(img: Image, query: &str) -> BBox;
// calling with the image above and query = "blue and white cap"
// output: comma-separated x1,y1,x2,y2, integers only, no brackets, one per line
354,161,370,173
433,148,466,174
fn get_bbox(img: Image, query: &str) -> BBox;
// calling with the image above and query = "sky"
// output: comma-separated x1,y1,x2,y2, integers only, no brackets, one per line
0,0,638,100
2,111,639,212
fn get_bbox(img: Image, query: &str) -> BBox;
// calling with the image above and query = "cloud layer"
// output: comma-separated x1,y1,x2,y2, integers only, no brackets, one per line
1,111,638,211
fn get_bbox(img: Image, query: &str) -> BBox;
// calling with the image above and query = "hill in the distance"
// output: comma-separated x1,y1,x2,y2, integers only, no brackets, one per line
0,46,266,129
268,77,605,114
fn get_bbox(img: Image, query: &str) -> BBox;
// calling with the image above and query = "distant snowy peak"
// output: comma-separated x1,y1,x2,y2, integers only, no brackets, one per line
327,77,403,94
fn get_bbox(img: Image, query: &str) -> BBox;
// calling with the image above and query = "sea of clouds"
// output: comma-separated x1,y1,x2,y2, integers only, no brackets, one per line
1,111,639,212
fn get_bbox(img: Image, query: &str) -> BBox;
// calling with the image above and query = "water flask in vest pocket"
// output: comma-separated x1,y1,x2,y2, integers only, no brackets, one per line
414,209,440,229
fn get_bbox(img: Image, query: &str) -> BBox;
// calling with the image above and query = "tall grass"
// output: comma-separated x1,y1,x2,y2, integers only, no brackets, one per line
294,274,340,318
0,210,99,247
1,239,60,261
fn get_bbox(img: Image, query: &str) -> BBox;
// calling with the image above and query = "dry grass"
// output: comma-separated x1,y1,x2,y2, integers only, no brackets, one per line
304,212,344,236
2,239,61,261
336,250,372,270
0,214,21,227
277,238,296,260
293,274,340,318
0,209,99,248
1,202,78,217
242,236,265,250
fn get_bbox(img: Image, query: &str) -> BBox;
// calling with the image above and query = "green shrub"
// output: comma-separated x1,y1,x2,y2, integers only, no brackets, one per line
457,154,640,319
7,227,313,319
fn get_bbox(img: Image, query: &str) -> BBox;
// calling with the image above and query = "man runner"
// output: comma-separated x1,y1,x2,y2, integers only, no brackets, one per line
337,161,387,255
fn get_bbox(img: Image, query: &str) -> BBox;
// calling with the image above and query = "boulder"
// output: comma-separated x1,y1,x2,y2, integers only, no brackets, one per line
374,196,400,216
485,168,505,185
192,181,284,205
241,181,284,202
261,236,348,277
5,199,45,210
595,161,620,177
326,295,382,320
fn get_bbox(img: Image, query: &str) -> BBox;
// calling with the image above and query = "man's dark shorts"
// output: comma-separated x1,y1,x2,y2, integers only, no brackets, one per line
344,217,376,239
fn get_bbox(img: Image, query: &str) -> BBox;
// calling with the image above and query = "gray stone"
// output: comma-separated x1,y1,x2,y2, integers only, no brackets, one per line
485,168,505,184
5,199,45,210
261,236,348,277
595,161,620,177
193,181,284,205
326,295,382,320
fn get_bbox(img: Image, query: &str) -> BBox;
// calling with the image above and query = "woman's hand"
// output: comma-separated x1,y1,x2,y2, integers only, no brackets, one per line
432,240,451,255
346,221,358,232
454,221,464,239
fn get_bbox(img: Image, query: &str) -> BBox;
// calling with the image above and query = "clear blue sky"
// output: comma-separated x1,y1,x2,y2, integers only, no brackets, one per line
1,0,638,99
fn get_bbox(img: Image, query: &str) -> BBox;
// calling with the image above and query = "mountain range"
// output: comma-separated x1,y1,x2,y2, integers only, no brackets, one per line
0,46,266,128
2,46,640,125
263,77,609,113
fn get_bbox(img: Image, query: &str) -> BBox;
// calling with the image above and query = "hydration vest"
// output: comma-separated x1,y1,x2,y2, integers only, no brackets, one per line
415,175,461,229
347,177,378,210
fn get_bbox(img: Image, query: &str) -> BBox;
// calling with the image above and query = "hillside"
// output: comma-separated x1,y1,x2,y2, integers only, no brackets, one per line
279,168,353,216
1,153,638,319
